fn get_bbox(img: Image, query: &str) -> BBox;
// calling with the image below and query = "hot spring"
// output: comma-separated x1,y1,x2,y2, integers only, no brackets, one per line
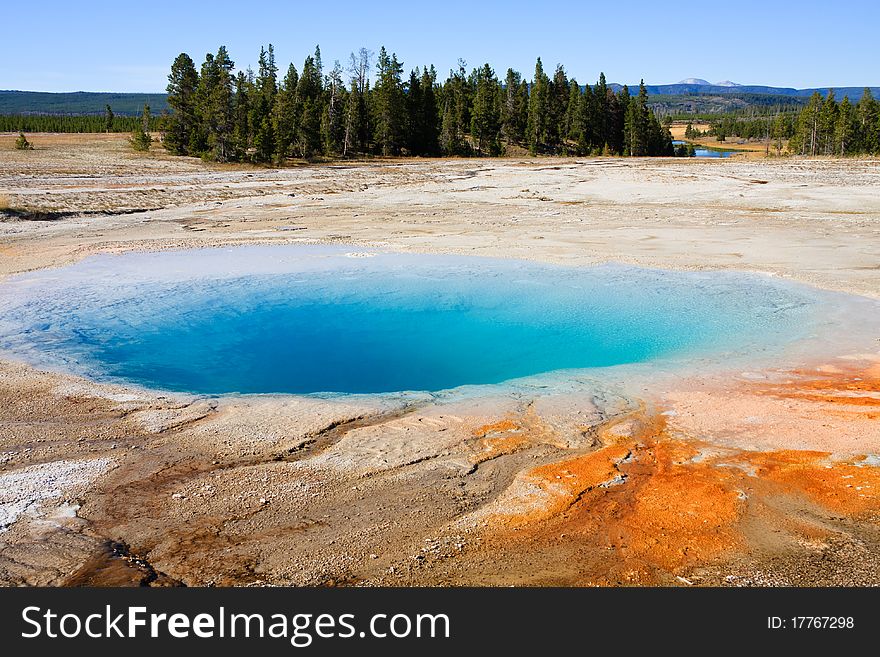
0,245,869,395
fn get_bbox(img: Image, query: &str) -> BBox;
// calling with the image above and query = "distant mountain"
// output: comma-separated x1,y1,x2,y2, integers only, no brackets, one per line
599,80,880,114
0,91,168,116
676,78,741,87
628,83,880,98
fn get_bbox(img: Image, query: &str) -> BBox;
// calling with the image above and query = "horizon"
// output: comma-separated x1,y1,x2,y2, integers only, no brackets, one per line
2,79,879,95
1,0,878,93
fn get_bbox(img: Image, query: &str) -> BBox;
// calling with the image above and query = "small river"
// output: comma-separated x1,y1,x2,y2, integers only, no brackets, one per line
673,140,737,158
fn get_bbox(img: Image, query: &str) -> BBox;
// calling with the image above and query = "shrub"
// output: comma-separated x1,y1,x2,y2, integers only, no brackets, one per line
14,132,33,150
129,103,153,152
129,128,152,152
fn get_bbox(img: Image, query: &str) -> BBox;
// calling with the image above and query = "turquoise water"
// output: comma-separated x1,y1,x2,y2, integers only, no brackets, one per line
0,246,828,395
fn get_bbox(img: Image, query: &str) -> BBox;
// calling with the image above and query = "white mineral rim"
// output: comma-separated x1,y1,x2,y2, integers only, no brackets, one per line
0,458,114,532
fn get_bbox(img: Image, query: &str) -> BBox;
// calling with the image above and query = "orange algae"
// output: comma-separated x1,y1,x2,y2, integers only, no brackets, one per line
484,410,746,574
516,443,635,523
472,419,521,437
466,364,880,583
606,439,744,571
740,450,880,516
470,418,531,464
481,390,880,579
468,405,565,465
751,366,880,408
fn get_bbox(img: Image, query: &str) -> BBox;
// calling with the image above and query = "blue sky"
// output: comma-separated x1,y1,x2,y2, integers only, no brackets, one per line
2,0,877,92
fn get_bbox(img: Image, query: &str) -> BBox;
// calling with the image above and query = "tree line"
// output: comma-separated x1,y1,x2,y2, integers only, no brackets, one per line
161,44,675,162
0,112,162,133
696,89,880,156
788,89,880,156
704,114,797,146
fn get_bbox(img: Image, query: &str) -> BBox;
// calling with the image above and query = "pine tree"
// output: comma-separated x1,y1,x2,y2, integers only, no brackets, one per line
576,83,599,154
459,61,475,138
470,64,502,155
439,81,461,155
856,88,879,154
771,113,786,155
501,68,526,145
420,66,440,155
790,92,823,155
343,48,372,156
818,90,838,156
195,47,235,161
373,47,406,156
564,79,581,153
625,81,650,156
232,70,253,159
129,103,152,151
189,54,213,156
403,66,440,156
251,45,278,162
439,62,471,155
323,61,347,155
440,94,459,155
213,47,236,161
164,53,199,155
313,46,323,82
527,57,548,154
295,51,324,158
613,85,630,155
595,72,610,150
298,98,321,158
835,96,856,156
646,110,673,156
273,63,299,161
545,65,568,153
104,105,114,133
405,68,424,154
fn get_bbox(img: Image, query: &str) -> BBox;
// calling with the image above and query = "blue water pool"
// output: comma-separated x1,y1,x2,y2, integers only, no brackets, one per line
0,246,838,395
